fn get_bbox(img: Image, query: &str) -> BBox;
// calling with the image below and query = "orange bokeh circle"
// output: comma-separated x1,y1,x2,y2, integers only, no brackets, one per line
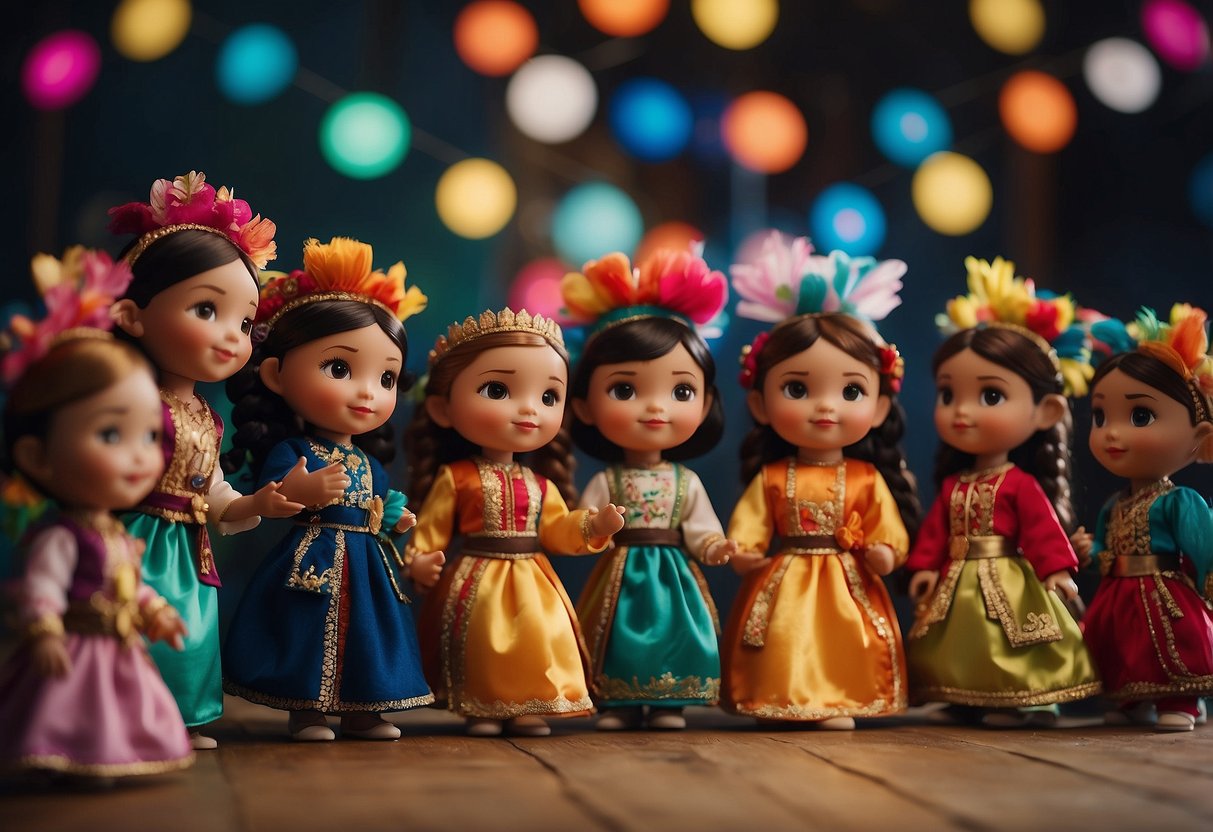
578,0,669,37
454,1,538,77
635,221,703,263
999,70,1077,153
721,91,808,173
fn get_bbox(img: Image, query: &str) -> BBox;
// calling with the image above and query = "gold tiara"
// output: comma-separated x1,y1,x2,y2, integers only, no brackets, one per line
428,308,565,367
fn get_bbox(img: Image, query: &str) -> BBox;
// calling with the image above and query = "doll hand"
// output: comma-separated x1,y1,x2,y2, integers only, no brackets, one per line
145,607,188,650
394,509,417,534
704,538,738,567
410,550,446,591
863,544,896,576
278,458,349,508
729,549,767,576
589,503,627,538
1043,570,1079,602
31,634,70,678
251,480,307,519
1070,526,1094,569
908,570,938,603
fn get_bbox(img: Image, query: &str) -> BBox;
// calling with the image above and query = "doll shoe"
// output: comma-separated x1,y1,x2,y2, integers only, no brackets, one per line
505,716,551,737
1155,711,1196,732
289,711,336,742
596,707,644,731
646,708,687,730
189,732,218,750
466,718,505,737
1103,702,1157,727
341,714,401,740
814,717,856,731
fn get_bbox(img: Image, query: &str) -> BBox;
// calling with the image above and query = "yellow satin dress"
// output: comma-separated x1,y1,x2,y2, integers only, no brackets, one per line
413,458,607,719
723,458,909,720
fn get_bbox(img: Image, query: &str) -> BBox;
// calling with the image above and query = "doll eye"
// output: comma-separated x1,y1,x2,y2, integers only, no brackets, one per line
842,383,866,402
980,387,1005,407
936,387,953,406
1092,408,1105,428
1130,406,1156,427
477,381,509,400
781,381,808,399
241,318,253,335
192,302,217,321
672,383,696,403
380,371,397,390
320,359,351,380
144,429,160,445
541,389,560,407
98,426,121,445
608,383,635,401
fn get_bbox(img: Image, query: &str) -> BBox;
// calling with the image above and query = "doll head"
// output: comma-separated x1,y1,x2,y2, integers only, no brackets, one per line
108,171,276,385
223,237,425,476
406,309,576,505
1088,305,1213,483
562,248,728,463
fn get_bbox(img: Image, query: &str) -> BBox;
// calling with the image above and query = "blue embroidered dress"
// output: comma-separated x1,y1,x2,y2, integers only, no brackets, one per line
223,437,433,713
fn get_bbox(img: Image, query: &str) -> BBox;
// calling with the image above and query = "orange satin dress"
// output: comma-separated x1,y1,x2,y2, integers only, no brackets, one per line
413,458,607,719
722,458,909,720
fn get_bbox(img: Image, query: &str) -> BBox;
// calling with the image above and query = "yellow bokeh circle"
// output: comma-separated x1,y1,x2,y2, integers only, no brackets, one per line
111,0,192,62
969,0,1045,55
435,158,518,239
911,152,993,236
692,0,779,51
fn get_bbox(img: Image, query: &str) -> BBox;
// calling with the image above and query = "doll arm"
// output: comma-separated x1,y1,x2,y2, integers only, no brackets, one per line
539,484,616,554
22,526,76,677
905,491,948,572
577,471,611,511
1168,488,1213,589
861,469,911,572
406,466,457,561
1014,476,1079,579
726,473,773,575
383,489,416,534
680,471,734,565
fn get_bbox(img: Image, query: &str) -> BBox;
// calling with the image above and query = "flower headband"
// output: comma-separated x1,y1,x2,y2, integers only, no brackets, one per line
108,170,278,269
561,245,728,340
429,308,566,368
253,237,427,340
937,256,1094,397
1,247,132,386
731,232,906,391
1111,305,1213,423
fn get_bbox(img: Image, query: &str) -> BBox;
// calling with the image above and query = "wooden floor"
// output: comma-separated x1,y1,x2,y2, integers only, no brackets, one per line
3,696,1212,832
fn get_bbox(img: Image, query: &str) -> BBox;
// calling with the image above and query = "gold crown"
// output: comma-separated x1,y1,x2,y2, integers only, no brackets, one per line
428,308,566,367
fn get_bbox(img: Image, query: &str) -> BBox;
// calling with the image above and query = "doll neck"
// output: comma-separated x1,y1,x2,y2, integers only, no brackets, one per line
623,449,666,467
797,446,843,465
972,450,1010,472
1129,474,1173,495
479,447,515,465
311,427,354,447
157,370,197,404
60,506,118,530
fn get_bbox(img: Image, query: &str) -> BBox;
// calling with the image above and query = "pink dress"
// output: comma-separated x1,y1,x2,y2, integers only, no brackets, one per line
0,513,193,777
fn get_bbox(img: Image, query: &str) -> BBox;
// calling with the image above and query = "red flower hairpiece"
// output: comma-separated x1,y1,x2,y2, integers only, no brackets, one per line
879,344,905,392
738,331,771,389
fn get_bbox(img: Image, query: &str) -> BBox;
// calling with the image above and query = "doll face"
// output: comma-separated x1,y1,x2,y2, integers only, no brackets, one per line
429,344,568,457
126,260,258,383
19,369,165,511
573,342,710,456
933,347,1046,458
1089,367,1209,482
749,337,886,458
260,323,401,443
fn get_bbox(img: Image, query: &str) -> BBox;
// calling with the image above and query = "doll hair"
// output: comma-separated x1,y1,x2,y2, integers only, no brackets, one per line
2,337,152,480
221,300,409,477
406,330,577,507
570,317,724,462
1090,351,1213,460
739,313,922,538
117,228,257,309
932,326,1077,533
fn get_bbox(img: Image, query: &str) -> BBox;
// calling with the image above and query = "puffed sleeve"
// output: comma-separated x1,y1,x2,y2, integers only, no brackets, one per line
906,490,948,572
864,469,910,566
539,482,610,555
577,470,610,511
727,472,773,557
1166,487,1213,589
383,489,407,530
408,465,458,557
21,526,77,625
680,469,727,562
1013,474,1078,579
216,439,302,536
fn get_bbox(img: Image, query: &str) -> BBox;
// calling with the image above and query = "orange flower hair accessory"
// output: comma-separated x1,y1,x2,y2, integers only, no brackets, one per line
253,237,427,340
1129,304,1213,423
109,170,278,269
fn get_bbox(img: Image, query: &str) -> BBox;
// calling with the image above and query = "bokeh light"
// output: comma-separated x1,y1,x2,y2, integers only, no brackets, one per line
552,182,644,267
579,0,669,37
912,151,993,236
1083,38,1162,114
721,91,807,174
1189,153,1213,227
435,158,517,239
216,24,297,105
870,88,953,167
635,221,703,263
454,1,538,77
609,78,693,162
1141,0,1211,72
809,183,887,256
111,0,192,62
509,258,570,322
506,55,598,143
692,0,779,51
999,71,1077,154
969,0,1045,55
22,31,101,110
319,93,411,180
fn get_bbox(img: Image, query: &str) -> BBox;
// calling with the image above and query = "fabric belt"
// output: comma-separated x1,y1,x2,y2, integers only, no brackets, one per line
63,600,140,643
462,536,541,560
1112,553,1182,577
136,491,219,587
780,534,842,554
948,535,1018,560
613,529,683,547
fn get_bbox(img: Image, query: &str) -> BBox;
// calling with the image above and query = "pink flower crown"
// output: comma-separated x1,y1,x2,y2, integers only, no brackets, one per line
561,245,728,338
108,170,277,269
1,247,132,386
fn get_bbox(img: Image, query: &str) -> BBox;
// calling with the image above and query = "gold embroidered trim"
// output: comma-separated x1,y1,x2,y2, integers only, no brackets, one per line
687,559,721,635
596,671,720,703
223,680,434,713
376,536,410,604
480,462,505,532
306,440,372,510
457,694,594,719
1104,677,1213,700
907,561,963,640
286,526,328,592
732,695,898,720
840,552,907,711
16,752,195,777
587,551,628,673
741,556,793,648
156,391,219,509
441,557,488,711
978,559,1063,647
316,530,345,710
912,680,1102,708
1108,478,1172,559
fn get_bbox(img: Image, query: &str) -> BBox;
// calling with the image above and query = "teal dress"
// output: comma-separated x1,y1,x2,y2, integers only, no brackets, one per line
575,463,723,707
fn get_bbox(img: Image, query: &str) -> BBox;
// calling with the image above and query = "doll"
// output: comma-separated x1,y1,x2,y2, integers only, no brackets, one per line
220,237,433,741
108,171,305,748
906,257,1101,727
723,234,921,729
0,249,192,779
406,308,626,737
1078,305,1213,732
564,248,737,731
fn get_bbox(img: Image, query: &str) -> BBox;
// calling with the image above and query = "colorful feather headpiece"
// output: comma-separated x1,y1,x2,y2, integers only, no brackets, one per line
109,170,278,269
428,308,566,368
1,247,132,386
730,232,907,391
253,237,427,340
1112,304,1213,423
561,245,728,340
937,255,1094,397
